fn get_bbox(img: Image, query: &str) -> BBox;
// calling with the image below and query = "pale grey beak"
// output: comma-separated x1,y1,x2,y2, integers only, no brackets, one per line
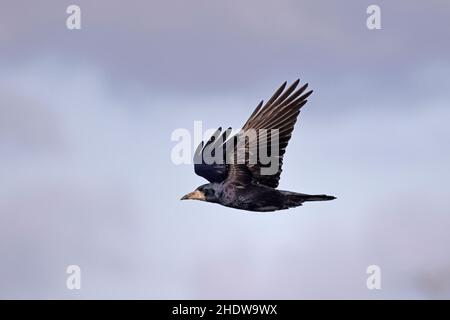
180,190,206,201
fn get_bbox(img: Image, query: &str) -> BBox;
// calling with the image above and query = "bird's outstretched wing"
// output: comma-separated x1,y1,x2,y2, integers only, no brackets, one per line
193,80,312,188
229,79,312,188
193,127,233,183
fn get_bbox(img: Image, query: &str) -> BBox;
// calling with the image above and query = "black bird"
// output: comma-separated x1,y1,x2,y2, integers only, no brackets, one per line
181,79,335,212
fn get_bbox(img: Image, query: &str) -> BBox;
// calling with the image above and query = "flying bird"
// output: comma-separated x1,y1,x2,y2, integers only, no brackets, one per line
181,79,335,212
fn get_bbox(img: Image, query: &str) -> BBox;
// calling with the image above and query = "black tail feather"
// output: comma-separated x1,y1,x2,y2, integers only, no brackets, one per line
281,191,336,208
302,194,336,202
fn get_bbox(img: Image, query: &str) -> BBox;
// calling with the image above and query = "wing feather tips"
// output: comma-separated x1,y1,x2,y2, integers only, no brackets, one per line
272,79,300,106
300,90,313,102
263,81,287,109
243,100,264,128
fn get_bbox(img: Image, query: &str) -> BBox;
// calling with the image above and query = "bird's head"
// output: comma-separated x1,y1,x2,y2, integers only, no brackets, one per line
181,183,219,203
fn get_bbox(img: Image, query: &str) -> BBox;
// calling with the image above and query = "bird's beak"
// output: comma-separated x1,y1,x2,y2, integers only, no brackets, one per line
180,190,206,201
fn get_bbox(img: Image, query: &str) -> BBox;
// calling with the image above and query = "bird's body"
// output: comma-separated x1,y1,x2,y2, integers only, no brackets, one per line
218,181,285,212
181,79,335,212
205,181,334,212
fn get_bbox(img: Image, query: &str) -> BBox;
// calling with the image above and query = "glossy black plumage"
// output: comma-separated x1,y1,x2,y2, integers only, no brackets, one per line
181,79,335,212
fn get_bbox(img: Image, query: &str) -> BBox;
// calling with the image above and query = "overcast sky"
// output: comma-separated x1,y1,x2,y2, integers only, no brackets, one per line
1,0,450,299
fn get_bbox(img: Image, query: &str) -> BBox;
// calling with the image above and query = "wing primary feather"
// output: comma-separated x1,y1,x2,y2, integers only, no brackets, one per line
271,78,300,107
275,83,309,110
243,100,264,128
261,81,287,110
252,84,309,130
247,82,288,127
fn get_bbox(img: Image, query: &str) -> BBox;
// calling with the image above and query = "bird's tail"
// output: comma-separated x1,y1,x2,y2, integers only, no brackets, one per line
281,191,336,208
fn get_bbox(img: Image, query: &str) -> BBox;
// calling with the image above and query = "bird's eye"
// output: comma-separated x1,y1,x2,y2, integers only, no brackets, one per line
205,189,214,197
